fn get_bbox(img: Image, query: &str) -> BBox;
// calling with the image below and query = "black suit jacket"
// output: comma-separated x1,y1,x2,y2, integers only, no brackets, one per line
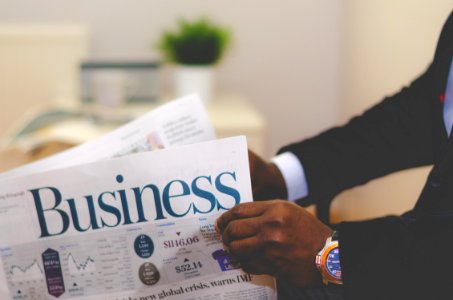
279,12,453,299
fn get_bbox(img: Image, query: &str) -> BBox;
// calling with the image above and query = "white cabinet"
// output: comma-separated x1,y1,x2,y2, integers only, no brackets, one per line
206,95,266,157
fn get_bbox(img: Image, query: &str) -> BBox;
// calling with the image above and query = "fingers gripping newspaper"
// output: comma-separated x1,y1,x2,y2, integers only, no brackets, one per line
0,95,277,300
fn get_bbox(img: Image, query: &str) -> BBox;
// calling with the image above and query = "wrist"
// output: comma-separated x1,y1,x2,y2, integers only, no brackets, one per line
267,162,288,199
249,150,288,201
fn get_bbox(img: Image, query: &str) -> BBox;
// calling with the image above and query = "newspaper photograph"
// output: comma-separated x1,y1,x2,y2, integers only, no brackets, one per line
0,94,216,180
0,136,277,299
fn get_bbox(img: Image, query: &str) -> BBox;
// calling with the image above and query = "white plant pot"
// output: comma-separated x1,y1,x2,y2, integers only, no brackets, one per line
175,65,214,105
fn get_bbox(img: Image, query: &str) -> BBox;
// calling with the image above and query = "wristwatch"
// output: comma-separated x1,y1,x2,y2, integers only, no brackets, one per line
315,231,343,285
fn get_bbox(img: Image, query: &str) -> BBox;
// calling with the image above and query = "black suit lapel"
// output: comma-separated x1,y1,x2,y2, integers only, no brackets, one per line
413,13,453,215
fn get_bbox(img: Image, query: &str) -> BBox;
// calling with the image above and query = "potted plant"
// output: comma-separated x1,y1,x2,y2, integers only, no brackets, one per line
157,17,231,104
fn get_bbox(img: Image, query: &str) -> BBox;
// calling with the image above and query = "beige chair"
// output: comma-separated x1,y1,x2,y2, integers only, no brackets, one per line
0,24,89,140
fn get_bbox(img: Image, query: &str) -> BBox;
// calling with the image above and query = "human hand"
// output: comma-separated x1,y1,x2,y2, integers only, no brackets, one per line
248,150,287,201
216,200,332,287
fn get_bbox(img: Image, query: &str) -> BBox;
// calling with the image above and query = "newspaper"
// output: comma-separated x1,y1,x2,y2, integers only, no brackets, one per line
0,136,276,300
0,94,216,180
0,97,277,299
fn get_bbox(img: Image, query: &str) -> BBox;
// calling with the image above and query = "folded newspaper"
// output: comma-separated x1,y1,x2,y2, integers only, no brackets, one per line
0,95,277,300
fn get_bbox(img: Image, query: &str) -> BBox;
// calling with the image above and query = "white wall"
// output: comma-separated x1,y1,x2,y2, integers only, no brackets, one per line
341,0,452,121
0,0,342,157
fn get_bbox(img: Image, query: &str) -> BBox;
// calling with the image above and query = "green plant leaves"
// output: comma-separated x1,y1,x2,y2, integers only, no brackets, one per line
157,17,231,65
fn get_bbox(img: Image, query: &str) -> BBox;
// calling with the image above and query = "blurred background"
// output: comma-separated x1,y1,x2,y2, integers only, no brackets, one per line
0,0,451,222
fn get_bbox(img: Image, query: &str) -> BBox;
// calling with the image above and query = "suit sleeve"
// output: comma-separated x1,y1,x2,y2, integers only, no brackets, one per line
296,12,452,299
278,65,437,206
338,215,453,299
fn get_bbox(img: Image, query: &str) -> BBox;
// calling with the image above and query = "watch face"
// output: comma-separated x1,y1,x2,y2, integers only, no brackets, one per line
325,247,341,279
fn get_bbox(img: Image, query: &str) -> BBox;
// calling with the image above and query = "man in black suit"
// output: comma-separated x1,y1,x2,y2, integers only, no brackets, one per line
216,11,453,300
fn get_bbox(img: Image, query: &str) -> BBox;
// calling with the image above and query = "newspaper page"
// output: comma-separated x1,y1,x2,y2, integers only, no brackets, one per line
0,136,277,300
0,94,215,180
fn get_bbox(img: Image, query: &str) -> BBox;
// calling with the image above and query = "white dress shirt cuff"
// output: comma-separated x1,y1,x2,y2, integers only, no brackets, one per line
271,152,309,201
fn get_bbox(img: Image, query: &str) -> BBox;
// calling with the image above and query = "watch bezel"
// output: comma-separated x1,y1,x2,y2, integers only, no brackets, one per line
316,236,343,285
